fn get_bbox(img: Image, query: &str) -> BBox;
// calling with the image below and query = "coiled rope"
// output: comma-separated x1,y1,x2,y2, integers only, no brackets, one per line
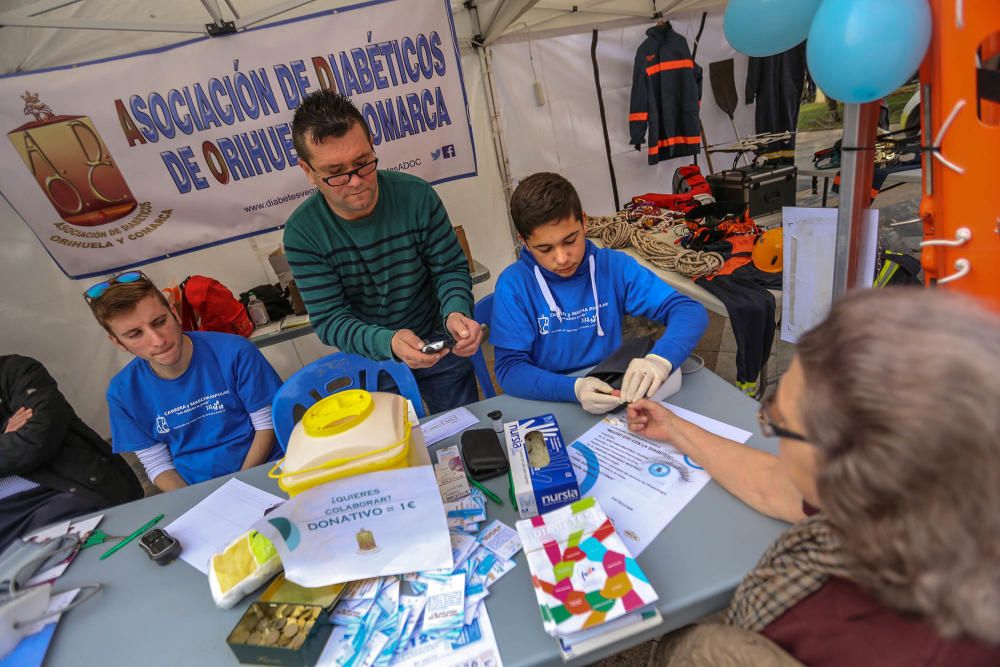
587,214,724,278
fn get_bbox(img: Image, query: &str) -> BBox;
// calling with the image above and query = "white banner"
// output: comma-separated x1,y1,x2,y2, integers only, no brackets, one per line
0,0,476,279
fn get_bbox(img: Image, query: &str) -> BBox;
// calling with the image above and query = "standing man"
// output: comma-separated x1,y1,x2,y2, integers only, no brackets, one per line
283,90,482,414
86,272,282,491
1,354,142,550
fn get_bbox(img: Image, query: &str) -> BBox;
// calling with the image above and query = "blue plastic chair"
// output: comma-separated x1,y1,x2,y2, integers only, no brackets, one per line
272,352,425,451
471,294,497,398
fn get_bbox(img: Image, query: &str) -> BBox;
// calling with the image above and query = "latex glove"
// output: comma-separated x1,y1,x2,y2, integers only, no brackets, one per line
574,377,622,414
620,354,672,403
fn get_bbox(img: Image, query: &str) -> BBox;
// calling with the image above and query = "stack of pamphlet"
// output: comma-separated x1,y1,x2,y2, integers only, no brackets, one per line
516,497,662,660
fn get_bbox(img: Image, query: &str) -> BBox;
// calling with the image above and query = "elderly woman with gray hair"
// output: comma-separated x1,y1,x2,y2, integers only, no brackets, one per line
627,289,1000,666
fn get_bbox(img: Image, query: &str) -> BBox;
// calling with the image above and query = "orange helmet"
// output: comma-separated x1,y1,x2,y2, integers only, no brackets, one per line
752,228,783,273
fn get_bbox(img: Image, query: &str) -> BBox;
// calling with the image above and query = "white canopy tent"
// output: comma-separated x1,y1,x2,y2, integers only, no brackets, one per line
0,0,760,435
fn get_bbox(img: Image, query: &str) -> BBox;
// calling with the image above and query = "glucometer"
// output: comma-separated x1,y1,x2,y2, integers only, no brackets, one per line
420,334,456,354
138,528,182,565
420,340,447,354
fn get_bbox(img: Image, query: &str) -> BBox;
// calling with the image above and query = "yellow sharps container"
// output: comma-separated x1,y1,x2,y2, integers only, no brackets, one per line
269,390,412,497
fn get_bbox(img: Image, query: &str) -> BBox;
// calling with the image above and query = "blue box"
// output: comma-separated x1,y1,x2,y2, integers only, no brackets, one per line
503,414,581,518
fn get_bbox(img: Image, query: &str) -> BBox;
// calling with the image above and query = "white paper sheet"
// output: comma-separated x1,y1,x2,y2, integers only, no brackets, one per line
25,514,105,587
781,206,878,344
568,403,752,555
23,520,71,543
418,408,480,447
165,478,283,574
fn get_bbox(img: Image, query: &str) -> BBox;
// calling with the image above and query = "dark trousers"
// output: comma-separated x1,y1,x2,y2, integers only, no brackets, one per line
379,353,479,416
0,486,101,552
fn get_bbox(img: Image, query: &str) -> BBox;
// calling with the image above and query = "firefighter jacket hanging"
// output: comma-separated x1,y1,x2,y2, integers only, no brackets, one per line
629,22,703,165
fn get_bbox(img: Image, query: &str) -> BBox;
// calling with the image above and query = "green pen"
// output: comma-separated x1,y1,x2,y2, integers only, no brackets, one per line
99,513,165,560
467,476,503,507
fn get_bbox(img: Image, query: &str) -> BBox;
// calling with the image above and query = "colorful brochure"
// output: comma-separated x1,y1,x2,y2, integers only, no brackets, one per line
515,497,658,637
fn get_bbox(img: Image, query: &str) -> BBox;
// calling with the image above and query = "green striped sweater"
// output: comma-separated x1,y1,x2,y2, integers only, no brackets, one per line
283,170,473,360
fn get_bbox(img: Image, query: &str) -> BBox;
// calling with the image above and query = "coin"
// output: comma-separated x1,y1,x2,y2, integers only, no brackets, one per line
290,633,306,650
248,631,264,645
276,603,289,619
255,618,269,632
277,634,291,647
282,622,300,639
272,617,286,630
262,628,280,645
230,628,251,644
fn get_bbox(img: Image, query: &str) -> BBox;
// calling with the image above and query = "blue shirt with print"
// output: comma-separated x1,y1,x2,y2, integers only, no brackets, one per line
491,240,708,402
107,331,282,484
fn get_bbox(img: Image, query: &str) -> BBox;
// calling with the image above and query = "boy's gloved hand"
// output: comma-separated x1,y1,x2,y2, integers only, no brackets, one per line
574,377,622,414
621,354,672,402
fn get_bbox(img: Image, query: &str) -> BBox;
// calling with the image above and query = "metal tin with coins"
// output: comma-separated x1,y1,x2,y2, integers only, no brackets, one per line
226,602,331,666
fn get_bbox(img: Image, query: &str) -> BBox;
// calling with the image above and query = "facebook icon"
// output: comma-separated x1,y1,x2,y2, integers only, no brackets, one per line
441,144,456,158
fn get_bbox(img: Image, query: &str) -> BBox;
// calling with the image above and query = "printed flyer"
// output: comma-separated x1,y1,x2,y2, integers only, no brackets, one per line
254,466,452,587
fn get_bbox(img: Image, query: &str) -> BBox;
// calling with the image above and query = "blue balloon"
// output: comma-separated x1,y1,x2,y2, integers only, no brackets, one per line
724,0,823,57
807,0,931,104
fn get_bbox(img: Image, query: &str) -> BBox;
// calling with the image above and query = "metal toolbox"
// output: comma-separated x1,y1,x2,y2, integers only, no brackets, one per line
707,164,797,217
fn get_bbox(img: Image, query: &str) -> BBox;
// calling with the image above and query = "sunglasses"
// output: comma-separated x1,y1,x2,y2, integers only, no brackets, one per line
84,270,151,303
757,393,808,442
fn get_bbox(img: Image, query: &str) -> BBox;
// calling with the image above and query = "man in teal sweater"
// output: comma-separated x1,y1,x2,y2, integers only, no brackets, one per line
284,90,483,414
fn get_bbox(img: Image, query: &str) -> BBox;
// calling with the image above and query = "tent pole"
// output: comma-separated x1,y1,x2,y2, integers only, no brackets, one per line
199,0,227,27
591,29,621,211
479,45,519,245
832,101,879,297
482,0,541,46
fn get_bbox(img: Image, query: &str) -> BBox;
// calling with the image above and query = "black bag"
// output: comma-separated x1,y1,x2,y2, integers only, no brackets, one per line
707,164,797,217
460,429,509,482
240,284,293,321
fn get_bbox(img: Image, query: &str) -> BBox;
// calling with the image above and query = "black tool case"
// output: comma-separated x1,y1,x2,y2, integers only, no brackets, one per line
706,164,797,217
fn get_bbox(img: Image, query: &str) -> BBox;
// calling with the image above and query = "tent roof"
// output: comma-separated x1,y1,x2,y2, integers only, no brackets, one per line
0,0,728,73
475,0,727,44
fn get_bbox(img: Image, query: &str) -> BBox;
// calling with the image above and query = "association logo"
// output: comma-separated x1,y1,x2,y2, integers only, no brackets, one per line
537,314,550,335
8,92,137,227
154,415,170,435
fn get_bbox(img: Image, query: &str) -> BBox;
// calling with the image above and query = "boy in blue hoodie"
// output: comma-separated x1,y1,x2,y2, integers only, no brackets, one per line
491,172,708,413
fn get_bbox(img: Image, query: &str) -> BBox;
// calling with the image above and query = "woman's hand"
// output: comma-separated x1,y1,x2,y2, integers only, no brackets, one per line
627,399,681,443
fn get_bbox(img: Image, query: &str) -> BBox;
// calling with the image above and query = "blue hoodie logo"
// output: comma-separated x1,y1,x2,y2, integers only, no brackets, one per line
537,315,550,335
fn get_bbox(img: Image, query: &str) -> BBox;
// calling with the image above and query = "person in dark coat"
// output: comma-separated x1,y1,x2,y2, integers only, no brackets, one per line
0,354,142,550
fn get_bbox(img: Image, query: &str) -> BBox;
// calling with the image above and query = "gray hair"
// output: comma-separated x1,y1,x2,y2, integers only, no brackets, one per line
797,288,1000,643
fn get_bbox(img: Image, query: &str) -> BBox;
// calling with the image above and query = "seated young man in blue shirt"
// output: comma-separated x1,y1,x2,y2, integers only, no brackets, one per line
491,172,709,413
86,272,283,491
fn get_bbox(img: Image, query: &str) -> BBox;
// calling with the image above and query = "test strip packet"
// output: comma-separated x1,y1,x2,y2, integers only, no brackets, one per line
477,519,523,561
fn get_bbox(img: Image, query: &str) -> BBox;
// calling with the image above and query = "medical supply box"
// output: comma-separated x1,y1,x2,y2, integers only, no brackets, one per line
503,414,581,519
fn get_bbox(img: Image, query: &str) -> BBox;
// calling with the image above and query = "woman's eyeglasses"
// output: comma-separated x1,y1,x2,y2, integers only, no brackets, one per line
757,393,808,442
315,157,378,187
84,270,151,303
